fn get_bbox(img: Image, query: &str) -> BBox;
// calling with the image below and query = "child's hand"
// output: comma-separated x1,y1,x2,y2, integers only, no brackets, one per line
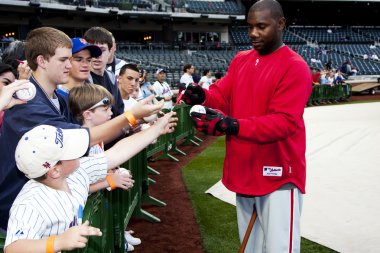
55,220,102,251
17,61,32,80
110,171,134,190
154,111,178,135
130,95,164,119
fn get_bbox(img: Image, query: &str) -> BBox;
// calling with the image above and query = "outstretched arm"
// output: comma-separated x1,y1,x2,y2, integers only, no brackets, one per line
89,95,164,146
105,111,177,169
5,221,101,253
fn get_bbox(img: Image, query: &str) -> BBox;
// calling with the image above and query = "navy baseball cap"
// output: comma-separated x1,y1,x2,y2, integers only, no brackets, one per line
71,38,102,58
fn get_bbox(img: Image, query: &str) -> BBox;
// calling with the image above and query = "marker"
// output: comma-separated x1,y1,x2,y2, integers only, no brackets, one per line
16,59,25,64
77,205,83,225
172,90,185,111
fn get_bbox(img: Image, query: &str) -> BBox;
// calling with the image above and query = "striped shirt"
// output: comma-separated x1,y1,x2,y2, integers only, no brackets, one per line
4,155,108,247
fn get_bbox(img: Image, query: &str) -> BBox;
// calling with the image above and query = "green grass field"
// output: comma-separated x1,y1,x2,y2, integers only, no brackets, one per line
182,136,338,253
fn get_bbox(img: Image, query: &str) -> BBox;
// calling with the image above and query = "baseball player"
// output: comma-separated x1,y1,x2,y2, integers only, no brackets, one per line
184,1,312,252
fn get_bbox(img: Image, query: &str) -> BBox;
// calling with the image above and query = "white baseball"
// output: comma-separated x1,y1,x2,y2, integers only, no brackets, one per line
143,114,158,122
15,82,36,101
189,105,206,117
118,167,132,177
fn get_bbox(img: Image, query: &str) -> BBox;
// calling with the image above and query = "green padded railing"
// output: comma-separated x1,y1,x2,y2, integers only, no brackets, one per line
307,83,352,106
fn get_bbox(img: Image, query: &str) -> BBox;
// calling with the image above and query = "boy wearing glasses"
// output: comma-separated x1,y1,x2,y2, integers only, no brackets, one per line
69,85,134,192
69,84,139,251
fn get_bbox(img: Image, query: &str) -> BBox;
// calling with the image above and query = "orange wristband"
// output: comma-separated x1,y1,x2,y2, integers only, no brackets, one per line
46,236,56,253
124,111,136,127
106,175,117,190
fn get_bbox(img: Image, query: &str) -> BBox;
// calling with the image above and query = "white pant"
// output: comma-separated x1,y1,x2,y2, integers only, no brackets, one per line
236,184,303,253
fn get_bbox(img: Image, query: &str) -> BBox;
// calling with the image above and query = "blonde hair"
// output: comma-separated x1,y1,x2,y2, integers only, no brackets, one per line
69,84,115,125
25,27,72,71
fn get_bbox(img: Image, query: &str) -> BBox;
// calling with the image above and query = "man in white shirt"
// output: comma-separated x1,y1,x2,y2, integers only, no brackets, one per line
152,69,173,110
198,69,213,90
179,64,194,87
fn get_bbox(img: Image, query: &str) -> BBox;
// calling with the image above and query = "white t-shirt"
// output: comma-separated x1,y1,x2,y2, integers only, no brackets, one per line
199,76,212,90
123,97,138,111
5,155,108,247
180,73,194,87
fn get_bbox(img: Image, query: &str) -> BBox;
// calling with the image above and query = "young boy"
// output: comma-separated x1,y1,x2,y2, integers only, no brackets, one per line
5,110,176,252
69,84,138,251
69,84,133,192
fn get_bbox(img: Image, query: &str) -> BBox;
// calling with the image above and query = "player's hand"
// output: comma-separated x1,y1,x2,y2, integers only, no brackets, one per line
17,61,32,80
130,95,164,120
181,83,205,105
0,79,30,111
55,220,102,251
190,107,239,136
154,111,177,135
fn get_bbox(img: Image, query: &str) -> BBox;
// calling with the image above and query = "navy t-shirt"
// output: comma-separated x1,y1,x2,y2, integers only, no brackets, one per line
0,76,81,230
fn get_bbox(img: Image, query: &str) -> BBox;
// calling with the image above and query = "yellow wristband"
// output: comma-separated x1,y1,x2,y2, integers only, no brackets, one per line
46,236,56,253
106,175,117,191
124,111,136,127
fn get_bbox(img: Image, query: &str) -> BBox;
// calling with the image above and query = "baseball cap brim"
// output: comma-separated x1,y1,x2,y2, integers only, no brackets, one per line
74,44,102,58
59,128,90,161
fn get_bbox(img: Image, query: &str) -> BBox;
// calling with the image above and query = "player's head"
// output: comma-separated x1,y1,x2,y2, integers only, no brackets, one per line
15,125,89,180
25,27,72,71
247,0,285,55
69,84,114,126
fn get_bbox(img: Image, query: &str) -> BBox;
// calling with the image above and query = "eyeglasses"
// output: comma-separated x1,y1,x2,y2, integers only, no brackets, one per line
89,97,110,110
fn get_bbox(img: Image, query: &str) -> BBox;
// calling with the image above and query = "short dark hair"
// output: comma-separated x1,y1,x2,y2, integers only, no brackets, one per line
1,41,26,70
250,0,284,21
183,64,192,73
84,27,113,50
203,69,210,76
119,63,139,76
215,72,223,79
0,63,15,77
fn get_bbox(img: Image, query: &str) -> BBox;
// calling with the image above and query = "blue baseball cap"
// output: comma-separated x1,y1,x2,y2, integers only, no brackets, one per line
71,38,102,58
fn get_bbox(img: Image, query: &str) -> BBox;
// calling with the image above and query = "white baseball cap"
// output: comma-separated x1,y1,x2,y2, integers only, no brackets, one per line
155,68,167,75
15,125,90,179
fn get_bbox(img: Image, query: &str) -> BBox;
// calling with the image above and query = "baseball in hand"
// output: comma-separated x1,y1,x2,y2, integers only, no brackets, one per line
143,114,158,122
15,82,36,101
189,105,206,117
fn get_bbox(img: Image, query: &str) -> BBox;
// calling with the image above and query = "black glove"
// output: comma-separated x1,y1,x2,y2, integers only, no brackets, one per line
190,107,239,136
181,83,205,105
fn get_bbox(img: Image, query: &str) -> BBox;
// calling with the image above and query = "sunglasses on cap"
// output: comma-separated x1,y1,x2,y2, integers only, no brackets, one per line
89,97,110,110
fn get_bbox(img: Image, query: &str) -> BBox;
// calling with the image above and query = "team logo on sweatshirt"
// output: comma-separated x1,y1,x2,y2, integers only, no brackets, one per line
263,166,282,176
